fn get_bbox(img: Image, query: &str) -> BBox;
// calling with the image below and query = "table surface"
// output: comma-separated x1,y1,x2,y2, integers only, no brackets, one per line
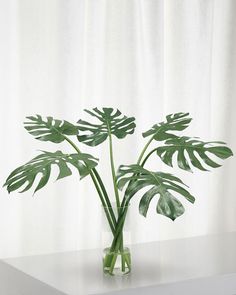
1,232,236,295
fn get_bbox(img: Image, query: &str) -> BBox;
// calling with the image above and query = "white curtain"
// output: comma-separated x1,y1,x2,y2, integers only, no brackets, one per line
0,0,235,259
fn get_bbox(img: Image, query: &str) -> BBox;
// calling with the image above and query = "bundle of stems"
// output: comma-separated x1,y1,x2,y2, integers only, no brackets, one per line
87,133,153,275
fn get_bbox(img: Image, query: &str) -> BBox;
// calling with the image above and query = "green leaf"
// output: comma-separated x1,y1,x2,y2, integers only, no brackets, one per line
77,108,136,146
24,115,79,143
3,151,98,194
117,165,195,221
157,191,185,221
143,112,192,141
155,136,233,172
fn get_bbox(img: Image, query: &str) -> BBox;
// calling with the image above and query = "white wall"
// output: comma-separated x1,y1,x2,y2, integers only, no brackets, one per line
0,0,236,258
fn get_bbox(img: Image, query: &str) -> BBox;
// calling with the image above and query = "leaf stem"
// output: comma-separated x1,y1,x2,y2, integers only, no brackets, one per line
64,136,116,233
137,136,154,165
90,170,116,234
64,136,82,154
92,169,116,225
107,124,120,211
120,135,155,207
116,135,156,238
140,147,158,167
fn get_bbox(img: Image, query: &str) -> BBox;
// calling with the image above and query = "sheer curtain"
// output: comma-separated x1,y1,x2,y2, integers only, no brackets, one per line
0,0,235,258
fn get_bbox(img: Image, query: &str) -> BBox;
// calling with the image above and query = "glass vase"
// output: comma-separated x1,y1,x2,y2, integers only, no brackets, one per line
101,204,131,275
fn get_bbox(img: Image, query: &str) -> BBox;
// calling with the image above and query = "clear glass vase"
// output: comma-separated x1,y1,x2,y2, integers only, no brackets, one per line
101,204,131,275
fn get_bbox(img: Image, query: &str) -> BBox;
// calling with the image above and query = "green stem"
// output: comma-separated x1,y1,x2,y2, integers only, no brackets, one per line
64,136,116,233
109,204,129,251
64,136,82,153
107,127,120,211
105,135,156,274
108,209,129,274
92,169,117,226
103,205,128,257
90,170,115,235
112,135,156,254
106,125,124,269
121,235,125,271
120,136,155,207
137,136,154,165
140,147,158,167
103,207,129,274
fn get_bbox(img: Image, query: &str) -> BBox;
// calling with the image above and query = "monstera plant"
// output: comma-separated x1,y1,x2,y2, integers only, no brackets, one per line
4,108,233,275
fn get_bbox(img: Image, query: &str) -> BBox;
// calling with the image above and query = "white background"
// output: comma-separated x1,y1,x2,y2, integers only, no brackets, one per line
0,0,235,258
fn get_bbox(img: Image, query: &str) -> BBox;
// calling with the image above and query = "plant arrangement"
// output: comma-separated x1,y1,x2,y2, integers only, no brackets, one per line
4,108,233,275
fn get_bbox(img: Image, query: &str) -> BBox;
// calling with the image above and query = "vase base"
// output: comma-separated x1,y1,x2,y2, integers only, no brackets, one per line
103,247,131,276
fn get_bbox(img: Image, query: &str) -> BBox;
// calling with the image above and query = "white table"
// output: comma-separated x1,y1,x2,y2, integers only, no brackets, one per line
1,232,236,295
